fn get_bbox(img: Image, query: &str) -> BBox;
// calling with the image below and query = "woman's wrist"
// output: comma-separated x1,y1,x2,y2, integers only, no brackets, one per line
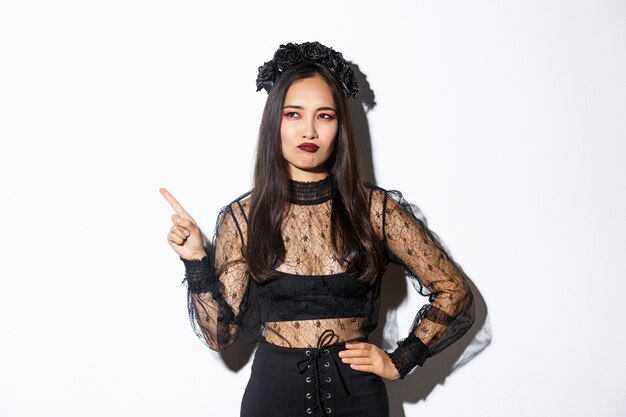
382,353,401,380
180,255,216,293
386,333,430,379
181,250,208,261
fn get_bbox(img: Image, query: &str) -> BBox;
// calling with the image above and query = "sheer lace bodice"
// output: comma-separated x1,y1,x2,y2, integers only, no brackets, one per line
182,177,474,378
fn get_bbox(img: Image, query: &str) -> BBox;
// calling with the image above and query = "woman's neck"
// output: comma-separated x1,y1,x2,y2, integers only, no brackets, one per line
287,166,329,182
288,175,333,205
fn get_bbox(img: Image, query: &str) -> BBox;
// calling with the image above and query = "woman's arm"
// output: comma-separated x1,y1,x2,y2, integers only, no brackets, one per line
182,203,250,351
382,189,475,378
162,188,249,351
339,188,474,379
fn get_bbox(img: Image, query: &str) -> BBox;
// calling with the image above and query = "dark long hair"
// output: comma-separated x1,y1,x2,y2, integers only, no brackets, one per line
247,62,383,284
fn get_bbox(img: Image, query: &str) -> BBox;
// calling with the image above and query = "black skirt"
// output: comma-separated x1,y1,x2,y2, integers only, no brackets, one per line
241,341,389,417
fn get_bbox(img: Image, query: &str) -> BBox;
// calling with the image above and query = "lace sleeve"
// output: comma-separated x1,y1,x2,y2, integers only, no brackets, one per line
378,189,475,378
181,201,249,351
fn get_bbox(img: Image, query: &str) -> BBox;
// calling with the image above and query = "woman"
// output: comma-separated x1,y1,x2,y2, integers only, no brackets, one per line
161,42,475,417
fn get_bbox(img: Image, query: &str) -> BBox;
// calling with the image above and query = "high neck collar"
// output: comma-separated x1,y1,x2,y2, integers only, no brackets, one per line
288,176,334,205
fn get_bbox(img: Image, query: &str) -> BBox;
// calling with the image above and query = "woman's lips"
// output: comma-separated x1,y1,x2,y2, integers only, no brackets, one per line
297,143,320,153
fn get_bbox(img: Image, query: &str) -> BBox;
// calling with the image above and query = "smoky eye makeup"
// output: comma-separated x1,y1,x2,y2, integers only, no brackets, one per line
281,106,336,120
283,110,300,118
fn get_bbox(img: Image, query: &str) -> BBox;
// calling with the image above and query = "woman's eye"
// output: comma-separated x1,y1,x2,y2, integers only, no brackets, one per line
285,111,300,118
318,113,335,120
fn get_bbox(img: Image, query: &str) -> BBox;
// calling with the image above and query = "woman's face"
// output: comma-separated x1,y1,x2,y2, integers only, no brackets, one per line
280,74,338,181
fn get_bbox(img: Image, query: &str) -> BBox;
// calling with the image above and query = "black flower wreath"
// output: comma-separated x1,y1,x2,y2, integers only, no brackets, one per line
256,42,359,99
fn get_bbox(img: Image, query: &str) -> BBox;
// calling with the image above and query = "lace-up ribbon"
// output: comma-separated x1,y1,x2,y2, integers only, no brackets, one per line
296,329,349,416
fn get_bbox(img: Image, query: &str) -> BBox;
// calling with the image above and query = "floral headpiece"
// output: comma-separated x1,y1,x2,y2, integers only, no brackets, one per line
256,41,359,99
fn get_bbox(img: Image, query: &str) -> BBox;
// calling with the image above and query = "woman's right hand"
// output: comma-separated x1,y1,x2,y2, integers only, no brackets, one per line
160,188,207,260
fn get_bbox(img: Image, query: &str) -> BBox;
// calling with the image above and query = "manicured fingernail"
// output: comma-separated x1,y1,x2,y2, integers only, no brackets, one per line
184,230,190,236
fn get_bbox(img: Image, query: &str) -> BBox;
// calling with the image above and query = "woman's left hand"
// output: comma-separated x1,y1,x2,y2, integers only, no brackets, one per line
338,342,400,380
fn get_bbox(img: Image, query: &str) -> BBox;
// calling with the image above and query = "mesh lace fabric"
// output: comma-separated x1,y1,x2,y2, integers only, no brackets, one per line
182,176,475,378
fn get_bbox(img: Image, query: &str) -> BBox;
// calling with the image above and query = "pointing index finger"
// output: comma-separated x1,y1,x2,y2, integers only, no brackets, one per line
160,187,192,219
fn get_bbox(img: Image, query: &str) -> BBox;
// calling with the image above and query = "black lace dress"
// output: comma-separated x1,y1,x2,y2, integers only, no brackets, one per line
182,176,475,417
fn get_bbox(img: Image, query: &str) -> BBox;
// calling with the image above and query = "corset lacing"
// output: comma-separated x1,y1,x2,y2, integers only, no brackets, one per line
296,329,349,416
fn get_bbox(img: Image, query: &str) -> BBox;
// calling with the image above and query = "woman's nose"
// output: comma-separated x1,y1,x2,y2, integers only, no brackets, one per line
301,119,318,140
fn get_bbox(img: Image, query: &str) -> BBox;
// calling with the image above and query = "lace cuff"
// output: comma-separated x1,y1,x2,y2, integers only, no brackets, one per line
180,256,218,293
386,332,430,379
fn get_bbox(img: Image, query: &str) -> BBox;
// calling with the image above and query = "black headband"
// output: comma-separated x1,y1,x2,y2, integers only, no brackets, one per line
256,41,359,99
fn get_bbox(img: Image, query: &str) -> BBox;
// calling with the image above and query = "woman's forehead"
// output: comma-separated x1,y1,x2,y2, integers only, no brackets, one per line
284,75,336,108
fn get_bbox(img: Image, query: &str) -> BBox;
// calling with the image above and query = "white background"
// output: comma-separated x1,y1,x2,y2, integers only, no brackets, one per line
1,1,625,416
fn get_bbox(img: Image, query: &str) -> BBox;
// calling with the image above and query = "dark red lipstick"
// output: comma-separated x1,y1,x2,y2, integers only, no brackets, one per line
297,143,319,153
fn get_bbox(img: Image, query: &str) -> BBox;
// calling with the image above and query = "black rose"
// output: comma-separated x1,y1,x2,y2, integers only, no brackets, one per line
322,50,344,74
302,41,330,61
256,61,278,92
273,43,303,71
341,67,359,98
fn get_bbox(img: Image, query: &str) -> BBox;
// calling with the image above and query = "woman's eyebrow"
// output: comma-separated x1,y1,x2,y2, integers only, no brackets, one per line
282,105,337,111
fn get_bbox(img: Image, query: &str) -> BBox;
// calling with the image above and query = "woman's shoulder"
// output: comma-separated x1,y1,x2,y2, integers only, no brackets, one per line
362,182,416,218
228,190,252,208
363,181,408,196
214,190,252,226
363,182,402,205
